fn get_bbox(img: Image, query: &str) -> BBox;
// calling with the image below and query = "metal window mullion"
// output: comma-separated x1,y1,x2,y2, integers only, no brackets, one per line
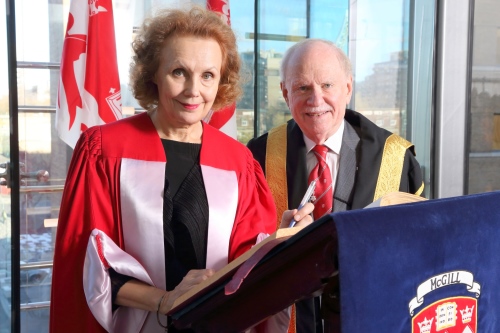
253,0,260,138
347,0,357,111
16,61,60,69
433,0,474,198
6,0,21,331
21,301,50,311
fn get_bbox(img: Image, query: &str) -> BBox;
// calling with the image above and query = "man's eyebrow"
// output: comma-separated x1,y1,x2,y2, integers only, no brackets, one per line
290,80,308,86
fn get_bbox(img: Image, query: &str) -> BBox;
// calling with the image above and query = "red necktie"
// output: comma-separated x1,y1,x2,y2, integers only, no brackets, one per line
308,145,333,220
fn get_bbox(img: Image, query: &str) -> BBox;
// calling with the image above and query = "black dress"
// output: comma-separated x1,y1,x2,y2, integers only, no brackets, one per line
110,139,209,332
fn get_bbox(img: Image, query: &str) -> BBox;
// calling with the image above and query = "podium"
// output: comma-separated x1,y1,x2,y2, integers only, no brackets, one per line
169,191,500,333
168,213,338,332
336,191,500,332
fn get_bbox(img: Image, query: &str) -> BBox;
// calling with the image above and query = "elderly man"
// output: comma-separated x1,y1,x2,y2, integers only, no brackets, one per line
247,39,424,332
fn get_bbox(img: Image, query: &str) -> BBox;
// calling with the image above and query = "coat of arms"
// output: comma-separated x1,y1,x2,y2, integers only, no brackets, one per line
410,270,480,333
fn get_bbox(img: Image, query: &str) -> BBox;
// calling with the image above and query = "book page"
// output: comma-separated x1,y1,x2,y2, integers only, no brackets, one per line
169,226,304,312
365,192,427,209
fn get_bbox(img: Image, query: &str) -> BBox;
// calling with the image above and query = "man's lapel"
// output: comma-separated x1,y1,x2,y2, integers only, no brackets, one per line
334,121,359,212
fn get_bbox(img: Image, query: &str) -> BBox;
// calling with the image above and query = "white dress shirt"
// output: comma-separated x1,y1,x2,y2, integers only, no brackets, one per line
303,120,345,193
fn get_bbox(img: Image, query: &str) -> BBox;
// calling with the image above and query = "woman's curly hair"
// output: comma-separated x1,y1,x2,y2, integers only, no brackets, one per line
130,6,242,112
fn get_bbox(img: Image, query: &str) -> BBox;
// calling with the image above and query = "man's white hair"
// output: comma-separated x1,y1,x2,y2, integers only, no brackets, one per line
279,38,352,83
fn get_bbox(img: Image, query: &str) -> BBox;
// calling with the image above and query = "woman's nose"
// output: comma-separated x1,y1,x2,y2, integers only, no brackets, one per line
184,78,200,97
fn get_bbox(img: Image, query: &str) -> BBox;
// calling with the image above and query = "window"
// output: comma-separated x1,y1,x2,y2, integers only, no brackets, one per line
494,114,500,150
468,0,500,194
497,28,500,64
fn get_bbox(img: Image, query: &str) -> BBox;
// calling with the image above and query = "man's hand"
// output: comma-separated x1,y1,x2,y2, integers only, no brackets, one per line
279,202,314,228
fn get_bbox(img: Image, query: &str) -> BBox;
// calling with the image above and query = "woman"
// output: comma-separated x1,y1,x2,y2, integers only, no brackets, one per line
50,6,312,333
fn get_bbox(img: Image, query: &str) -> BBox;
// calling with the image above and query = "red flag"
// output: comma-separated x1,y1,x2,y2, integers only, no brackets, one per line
205,0,237,139
56,0,122,148
207,0,231,25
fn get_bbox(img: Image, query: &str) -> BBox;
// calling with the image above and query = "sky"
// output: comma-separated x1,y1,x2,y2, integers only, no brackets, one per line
0,0,51,100
230,0,349,53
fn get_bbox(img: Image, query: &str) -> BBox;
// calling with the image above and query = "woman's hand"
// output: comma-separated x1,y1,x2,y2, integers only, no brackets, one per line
279,202,314,228
115,269,215,316
159,268,215,314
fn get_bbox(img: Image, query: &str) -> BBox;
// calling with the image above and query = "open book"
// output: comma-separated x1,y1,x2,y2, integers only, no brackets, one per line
364,191,427,209
168,226,304,312
167,214,339,332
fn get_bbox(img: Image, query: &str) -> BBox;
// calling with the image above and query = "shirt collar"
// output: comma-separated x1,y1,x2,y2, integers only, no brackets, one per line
303,120,345,155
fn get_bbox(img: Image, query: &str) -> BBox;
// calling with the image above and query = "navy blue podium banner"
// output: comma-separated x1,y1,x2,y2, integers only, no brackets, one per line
334,191,500,333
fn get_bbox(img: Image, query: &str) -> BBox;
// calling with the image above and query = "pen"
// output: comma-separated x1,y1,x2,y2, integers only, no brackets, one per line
289,180,316,227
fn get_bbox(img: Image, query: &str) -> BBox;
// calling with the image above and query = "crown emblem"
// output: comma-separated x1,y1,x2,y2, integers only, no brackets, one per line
460,305,474,323
417,317,433,333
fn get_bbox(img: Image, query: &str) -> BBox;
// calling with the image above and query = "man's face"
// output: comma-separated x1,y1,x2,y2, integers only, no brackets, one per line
281,42,353,144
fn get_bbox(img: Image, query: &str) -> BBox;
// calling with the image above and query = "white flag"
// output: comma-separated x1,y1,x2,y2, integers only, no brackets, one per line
56,0,122,148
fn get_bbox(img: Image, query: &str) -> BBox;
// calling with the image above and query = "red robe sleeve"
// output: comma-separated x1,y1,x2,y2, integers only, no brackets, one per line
228,148,277,261
50,127,121,333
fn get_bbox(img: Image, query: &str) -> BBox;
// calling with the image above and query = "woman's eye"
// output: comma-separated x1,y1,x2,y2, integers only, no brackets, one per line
202,72,214,80
172,69,184,77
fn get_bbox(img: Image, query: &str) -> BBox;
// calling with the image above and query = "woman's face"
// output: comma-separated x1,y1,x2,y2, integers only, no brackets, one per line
154,36,222,129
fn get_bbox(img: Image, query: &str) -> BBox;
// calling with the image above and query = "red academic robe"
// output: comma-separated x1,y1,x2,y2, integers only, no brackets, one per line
50,112,277,333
